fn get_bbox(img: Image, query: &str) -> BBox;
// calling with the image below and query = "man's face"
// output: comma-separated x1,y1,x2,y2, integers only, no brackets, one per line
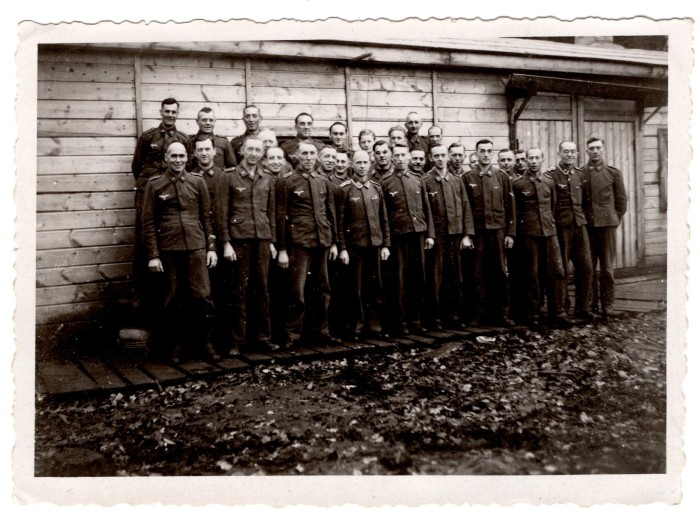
297,143,318,172
160,103,179,128
392,147,410,171
359,133,375,152
476,143,494,167
196,111,215,134
559,142,579,168
319,149,338,172
428,128,443,147
431,146,448,170
265,148,285,174
374,144,392,168
243,139,263,167
258,131,277,151
497,151,515,174
330,124,346,148
165,143,187,174
469,154,479,171
296,115,313,139
194,140,215,168
335,153,350,176
526,149,543,173
586,140,605,163
352,152,371,179
405,114,422,135
448,147,465,171
409,150,426,173
389,131,407,148
514,153,527,172
243,107,261,132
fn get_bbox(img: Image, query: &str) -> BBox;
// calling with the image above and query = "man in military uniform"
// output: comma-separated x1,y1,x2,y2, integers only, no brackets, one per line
317,146,338,179
188,107,237,172
333,152,351,185
230,105,263,164
221,137,280,355
423,144,474,330
280,113,326,167
512,148,572,328
497,149,516,180
514,149,528,177
462,139,516,327
447,142,469,178
336,150,391,340
370,140,393,183
547,141,595,322
581,137,628,318
329,122,352,157
468,152,479,172
424,126,444,172
276,142,339,349
404,112,430,157
381,143,435,335
409,149,427,177
131,98,191,324
141,142,218,363
388,126,408,149
258,129,293,176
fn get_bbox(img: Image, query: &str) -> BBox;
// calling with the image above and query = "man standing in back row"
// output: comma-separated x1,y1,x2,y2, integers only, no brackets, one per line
581,136,628,319
231,105,263,164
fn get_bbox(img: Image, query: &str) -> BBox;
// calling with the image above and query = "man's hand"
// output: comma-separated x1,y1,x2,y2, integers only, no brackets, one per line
223,242,236,262
380,247,390,261
269,243,278,259
207,250,218,268
278,250,289,269
461,235,473,250
425,237,435,250
339,249,350,265
505,235,514,249
148,258,164,273
329,244,338,261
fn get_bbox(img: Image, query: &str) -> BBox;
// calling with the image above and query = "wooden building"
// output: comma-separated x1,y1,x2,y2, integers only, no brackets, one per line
36,37,668,354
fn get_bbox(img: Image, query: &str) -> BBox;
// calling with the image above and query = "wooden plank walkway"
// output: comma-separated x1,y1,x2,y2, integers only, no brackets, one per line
37,272,666,398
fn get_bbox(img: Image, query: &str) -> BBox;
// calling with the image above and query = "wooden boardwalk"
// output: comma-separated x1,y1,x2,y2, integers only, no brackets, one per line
36,272,667,398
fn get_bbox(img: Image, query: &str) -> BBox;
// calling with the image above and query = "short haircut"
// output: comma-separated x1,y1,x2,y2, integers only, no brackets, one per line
198,106,214,116
469,152,478,160
514,149,526,156
295,112,314,125
392,143,410,152
243,104,260,115
406,111,421,121
428,126,443,135
475,138,493,150
161,97,179,108
319,146,338,156
242,135,263,149
373,139,391,153
498,149,514,156
388,126,407,137
558,140,577,151
194,137,214,149
265,146,284,158
329,121,347,133
448,142,465,153
526,147,543,156
358,129,376,140
410,148,426,156
586,136,605,146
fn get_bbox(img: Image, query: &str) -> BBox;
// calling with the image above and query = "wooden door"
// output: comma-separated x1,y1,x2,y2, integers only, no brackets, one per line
515,120,573,172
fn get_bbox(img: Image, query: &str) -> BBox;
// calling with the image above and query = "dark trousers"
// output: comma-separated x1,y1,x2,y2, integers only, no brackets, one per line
230,239,272,347
426,235,463,325
269,258,289,345
469,228,509,321
522,236,566,320
153,249,214,357
588,226,618,312
386,232,426,331
285,246,331,342
209,256,234,352
507,237,527,323
329,259,353,337
557,224,593,315
347,247,384,335
133,189,159,327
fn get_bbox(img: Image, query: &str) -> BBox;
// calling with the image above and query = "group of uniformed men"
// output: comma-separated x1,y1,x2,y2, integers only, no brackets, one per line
132,98,628,363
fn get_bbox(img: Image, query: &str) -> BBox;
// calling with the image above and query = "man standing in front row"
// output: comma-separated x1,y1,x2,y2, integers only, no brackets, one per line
276,142,340,349
581,136,628,318
141,142,218,363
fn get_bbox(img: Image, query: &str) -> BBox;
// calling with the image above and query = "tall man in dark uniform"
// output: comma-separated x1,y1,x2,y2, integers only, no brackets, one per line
221,137,280,355
423,144,474,330
409,149,427,177
317,146,338,179
581,137,628,318
462,139,516,327
276,142,339,349
230,105,263,164
388,126,408,149
497,149,516,179
514,149,528,177
188,107,237,172
546,141,595,322
280,113,326,167
381,143,435,335
141,142,218,363
337,150,391,340
447,142,469,178
512,148,572,328
404,112,430,157
370,140,393,183
131,98,191,324
329,122,352,157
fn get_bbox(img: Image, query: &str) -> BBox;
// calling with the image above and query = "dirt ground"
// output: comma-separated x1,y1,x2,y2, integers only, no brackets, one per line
35,311,666,476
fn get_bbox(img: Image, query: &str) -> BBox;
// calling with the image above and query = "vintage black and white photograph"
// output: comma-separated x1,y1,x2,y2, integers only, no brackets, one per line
11,14,691,507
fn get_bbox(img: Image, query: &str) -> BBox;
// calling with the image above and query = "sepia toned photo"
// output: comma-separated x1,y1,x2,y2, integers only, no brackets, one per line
12,16,690,506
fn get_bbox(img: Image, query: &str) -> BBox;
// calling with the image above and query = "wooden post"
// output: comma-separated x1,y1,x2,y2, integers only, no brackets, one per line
133,54,143,137
573,95,586,165
431,70,439,127
344,66,354,148
245,58,252,107
634,100,646,266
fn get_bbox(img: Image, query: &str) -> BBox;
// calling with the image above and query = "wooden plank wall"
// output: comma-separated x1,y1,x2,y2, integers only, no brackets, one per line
641,106,668,267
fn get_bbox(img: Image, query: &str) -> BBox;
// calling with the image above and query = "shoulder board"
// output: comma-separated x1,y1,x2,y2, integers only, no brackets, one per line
381,173,394,180
544,167,556,173
573,166,583,172
339,180,352,188
223,167,236,173
282,172,293,179
370,180,381,186
190,171,203,177
543,172,553,180
188,134,197,140
607,165,620,172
